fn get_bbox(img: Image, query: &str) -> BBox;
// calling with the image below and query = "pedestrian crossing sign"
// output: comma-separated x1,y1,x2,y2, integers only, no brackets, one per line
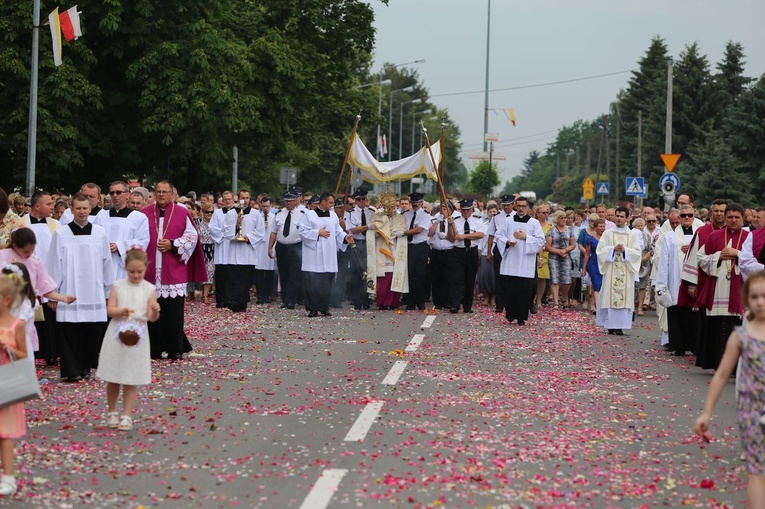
625,177,645,197
596,182,609,196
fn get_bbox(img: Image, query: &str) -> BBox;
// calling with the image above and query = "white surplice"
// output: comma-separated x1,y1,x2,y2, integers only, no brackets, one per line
494,214,546,278
228,208,261,266
596,226,641,329
255,210,276,270
209,208,237,265
299,209,349,273
46,223,115,322
93,208,150,280
22,215,60,264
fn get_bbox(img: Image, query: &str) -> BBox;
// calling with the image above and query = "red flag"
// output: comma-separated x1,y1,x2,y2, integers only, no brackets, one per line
59,6,82,42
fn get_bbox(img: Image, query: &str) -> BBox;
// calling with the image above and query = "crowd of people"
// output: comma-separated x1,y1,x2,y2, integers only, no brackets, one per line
1,182,765,501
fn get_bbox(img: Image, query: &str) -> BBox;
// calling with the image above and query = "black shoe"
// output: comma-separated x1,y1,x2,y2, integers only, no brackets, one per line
463,309,473,313
434,306,443,310
321,311,332,317
46,358,58,366
286,304,295,310
608,329,615,335
354,305,362,310
495,308,503,313
308,311,318,317
449,308,459,314
674,350,686,356
405,306,416,311
615,329,625,336
280,303,289,309
80,370,91,380
168,352,182,361
63,376,81,383
517,320,526,326
530,303,538,314
417,304,425,310
378,306,389,310
363,304,370,310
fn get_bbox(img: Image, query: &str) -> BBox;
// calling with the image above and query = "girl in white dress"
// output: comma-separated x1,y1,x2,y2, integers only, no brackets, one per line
96,249,160,431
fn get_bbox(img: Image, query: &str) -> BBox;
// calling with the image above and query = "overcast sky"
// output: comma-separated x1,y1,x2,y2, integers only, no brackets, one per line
368,0,765,187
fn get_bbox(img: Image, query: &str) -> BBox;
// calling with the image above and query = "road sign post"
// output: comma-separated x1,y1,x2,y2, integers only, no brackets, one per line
582,177,595,202
625,177,645,197
660,154,681,173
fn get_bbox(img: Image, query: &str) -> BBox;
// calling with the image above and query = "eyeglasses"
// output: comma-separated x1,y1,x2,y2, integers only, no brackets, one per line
109,190,125,196
646,220,657,223
679,213,694,218
155,190,170,195
203,211,213,214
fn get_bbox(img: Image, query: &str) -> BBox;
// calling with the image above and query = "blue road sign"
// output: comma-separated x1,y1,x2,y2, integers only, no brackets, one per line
625,177,646,197
596,182,609,196
659,173,680,193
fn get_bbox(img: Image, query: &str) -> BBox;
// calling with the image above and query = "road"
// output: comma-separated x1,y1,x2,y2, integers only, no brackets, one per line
7,300,744,508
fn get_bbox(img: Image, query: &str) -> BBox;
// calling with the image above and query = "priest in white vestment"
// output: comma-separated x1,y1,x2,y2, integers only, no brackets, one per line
46,193,115,382
59,182,106,226
596,206,641,335
94,181,150,281
209,192,237,309
494,196,545,325
23,191,62,364
299,192,354,317
225,200,262,312
254,199,276,304
653,206,701,354
365,191,408,309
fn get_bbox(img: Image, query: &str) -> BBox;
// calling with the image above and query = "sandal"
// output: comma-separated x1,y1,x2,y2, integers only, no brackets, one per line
107,412,119,429
118,415,133,431
642,304,648,310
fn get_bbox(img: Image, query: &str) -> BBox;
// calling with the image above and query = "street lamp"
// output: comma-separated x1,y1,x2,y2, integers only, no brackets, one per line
399,99,421,159
388,85,414,161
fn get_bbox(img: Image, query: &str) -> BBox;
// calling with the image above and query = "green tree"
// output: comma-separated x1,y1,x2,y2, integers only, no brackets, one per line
715,41,752,113
688,134,753,206
467,160,500,198
723,74,765,195
672,43,716,158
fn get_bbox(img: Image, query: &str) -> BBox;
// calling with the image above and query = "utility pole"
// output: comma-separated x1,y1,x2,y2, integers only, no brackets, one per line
482,0,491,152
605,117,611,202
637,110,643,209
615,107,620,202
565,151,570,176
586,143,591,177
665,59,673,154
26,0,41,196
231,144,238,194
556,154,560,180
575,146,580,174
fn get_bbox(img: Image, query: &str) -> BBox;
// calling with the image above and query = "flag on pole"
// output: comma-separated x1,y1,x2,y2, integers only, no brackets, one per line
48,8,63,67
48,6,83,67
59,6,83,42
381,134,388,157
505,109,517,126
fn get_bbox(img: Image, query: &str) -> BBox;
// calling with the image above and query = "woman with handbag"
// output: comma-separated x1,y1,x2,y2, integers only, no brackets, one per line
0,266,29,496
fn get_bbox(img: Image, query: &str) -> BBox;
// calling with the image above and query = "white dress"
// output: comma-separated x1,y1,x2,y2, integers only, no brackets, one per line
95,279,154,385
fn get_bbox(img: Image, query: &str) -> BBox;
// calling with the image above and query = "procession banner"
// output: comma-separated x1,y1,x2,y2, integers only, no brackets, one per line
348,132,441,183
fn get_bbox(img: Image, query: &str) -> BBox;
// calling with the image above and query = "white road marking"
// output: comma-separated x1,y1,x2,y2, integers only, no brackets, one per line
344,400,384,442
382,361,409,385
299,468,348,509
405,333,425,352
421,315,436,328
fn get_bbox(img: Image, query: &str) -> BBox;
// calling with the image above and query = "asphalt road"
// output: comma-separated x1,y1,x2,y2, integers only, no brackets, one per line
5,300,744,509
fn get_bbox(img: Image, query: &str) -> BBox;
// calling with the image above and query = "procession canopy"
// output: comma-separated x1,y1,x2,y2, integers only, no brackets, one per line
348,132,441,184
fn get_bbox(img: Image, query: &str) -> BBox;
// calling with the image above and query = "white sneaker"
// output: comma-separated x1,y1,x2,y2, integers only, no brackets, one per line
0,475,17,496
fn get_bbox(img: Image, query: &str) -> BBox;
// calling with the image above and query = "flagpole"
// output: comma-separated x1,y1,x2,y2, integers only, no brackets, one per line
334,114,362,196
26,0,41,196
421,121,455,242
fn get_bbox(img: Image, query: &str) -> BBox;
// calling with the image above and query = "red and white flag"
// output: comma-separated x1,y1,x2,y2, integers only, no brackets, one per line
48,5,82,67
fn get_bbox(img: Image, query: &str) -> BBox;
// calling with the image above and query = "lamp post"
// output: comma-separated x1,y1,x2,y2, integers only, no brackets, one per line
375,78,392,160
399,99,421,159
483,0,491,152
388,85,414,161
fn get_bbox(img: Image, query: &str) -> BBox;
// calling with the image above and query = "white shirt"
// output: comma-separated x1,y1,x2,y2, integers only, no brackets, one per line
271,208,304,245
402,208,432,244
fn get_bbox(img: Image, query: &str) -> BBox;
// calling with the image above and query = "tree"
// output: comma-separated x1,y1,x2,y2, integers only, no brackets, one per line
715,41,752,112
723,74,765,195
688,134,753,206
672,43,715,158
467,160,499,198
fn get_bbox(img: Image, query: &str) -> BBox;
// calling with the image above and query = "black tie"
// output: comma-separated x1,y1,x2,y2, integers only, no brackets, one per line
408,211,416,242
283,211,291,237
440,218,445,233
263,210,268,226
361,209,366,226
464,219,471,248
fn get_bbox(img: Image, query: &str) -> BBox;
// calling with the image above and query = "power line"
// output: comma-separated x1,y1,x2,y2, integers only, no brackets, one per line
460,129,560,149
431,70,635,98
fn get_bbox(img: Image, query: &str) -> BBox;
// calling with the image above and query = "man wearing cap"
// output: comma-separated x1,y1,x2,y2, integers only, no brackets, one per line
400,192,432,310
450,199,485,313
347,189,376,310
298,192,355,317
486,194,517,312
268,190,304,309
427,202,457,310
494,196,545,325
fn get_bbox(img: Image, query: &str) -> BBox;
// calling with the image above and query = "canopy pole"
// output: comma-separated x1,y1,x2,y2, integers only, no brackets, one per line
421,121,455,242
334,114,362,196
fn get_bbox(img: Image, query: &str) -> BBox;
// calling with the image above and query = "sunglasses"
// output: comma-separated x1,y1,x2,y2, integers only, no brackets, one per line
647,220,657,223
679,213,694,218
109,190,125,196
